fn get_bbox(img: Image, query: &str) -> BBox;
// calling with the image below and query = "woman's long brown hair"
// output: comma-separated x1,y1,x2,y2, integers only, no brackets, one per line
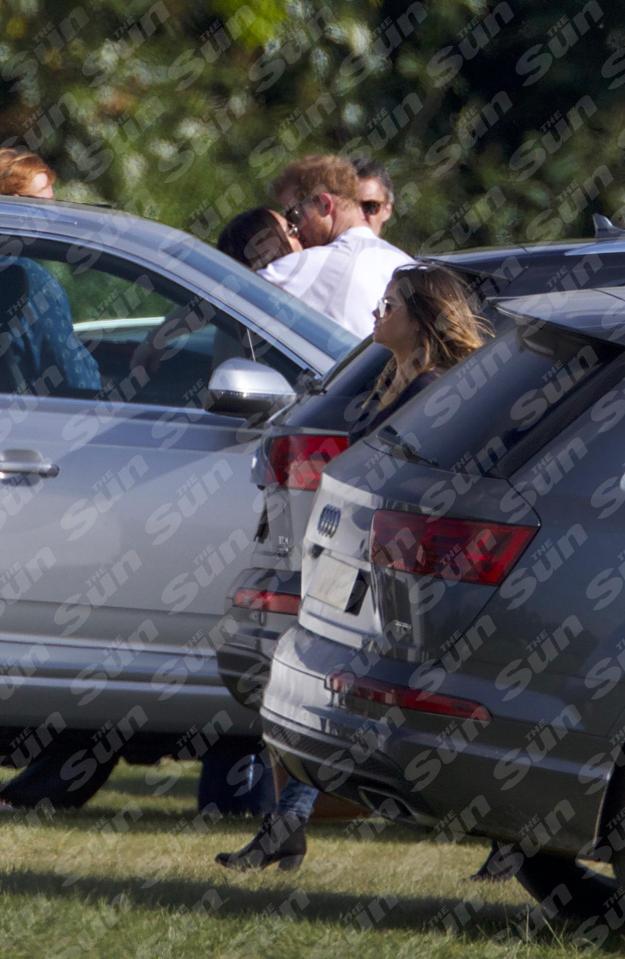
370,261,492,400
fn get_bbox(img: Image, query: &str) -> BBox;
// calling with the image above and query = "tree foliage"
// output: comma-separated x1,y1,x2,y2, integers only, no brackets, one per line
0,0,624,251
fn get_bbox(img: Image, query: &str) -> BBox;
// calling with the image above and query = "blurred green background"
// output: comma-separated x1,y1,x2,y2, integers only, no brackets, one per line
1,0,623,252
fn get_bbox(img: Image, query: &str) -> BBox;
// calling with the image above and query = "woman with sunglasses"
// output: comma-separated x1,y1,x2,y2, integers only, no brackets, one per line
349,261,490,440
217,207,301,268
132,207,301,376
215,261,491,872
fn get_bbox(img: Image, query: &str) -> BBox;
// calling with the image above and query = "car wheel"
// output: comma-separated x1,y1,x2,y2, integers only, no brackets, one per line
0,748,119,809
197,737,275,816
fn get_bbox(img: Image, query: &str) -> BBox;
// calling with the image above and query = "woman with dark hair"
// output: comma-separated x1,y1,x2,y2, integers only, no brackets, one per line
215,260,492,873
132,208,301,375
217,207,301,269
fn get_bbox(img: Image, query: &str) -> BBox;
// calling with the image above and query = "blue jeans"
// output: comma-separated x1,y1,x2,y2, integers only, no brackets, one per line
276,775,318,820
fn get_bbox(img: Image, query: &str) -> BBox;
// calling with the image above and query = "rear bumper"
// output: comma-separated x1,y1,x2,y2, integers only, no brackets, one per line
216,568,300,710
261,624,611,856
263,703,437,827
217,622,281,711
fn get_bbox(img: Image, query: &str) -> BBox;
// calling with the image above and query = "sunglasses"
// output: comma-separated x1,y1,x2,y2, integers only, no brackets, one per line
284,196,315,227
361,200,385,216
377,262,440,317
376,297,400,318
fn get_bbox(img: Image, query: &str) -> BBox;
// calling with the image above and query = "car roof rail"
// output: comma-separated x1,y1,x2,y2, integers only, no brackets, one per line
0,195,114,209
593,213,625,238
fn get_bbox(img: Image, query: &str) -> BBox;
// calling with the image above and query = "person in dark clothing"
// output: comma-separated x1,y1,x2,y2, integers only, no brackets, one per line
215,261,492,872
0,148,100,394
2,258,101,393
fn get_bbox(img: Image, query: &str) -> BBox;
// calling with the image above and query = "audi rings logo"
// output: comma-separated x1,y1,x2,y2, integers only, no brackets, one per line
318,505,341,538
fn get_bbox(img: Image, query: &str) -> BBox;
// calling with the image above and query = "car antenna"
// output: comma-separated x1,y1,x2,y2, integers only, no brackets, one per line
593,213,625,238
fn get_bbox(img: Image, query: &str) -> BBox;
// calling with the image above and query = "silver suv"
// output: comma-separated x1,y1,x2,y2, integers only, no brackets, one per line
0,196,356,809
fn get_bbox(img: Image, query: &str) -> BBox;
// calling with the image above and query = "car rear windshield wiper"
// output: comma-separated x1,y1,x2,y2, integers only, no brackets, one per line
376,424,439,468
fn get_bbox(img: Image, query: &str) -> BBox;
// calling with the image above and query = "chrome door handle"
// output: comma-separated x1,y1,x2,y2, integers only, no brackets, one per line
0,450,59,479
0,461,59,478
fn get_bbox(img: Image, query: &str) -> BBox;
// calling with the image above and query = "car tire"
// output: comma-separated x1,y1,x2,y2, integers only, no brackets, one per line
197,737,275,816
0,749,119,809
509,845,618,920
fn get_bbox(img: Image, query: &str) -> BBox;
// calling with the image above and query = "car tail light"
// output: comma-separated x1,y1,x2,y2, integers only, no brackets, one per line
233,587,300,615
327,672,490,721
266,434,349,491
370,511,536,586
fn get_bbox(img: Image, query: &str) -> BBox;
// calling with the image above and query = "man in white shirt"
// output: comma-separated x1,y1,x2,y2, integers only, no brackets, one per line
258,154,412,341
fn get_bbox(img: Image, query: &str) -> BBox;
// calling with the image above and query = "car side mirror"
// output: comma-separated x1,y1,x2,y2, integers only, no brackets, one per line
207,358,296,417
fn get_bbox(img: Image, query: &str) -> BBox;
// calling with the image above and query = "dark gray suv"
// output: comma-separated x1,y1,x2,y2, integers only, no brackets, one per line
217,217,625,729
261,286,625,919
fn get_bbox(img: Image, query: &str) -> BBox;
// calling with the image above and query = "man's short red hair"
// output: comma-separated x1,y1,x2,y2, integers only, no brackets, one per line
0,148,56,196
273,154,360,206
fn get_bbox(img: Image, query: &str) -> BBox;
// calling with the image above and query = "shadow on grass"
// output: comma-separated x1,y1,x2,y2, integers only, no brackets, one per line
0,809,363,835
0,806,446,843
1,867,624,949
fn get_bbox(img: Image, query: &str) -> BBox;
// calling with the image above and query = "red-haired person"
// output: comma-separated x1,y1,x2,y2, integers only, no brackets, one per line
258,154,412,341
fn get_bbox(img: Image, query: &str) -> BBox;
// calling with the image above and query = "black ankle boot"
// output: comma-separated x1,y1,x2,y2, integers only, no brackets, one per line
215,812,307,872
469,841,515,882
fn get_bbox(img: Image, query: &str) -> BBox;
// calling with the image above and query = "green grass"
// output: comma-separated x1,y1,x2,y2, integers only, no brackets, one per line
0,761,620,958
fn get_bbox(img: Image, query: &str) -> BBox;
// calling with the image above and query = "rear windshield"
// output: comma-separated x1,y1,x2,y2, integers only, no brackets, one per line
321,339,390,394
371,318,625,477
280,340,392,433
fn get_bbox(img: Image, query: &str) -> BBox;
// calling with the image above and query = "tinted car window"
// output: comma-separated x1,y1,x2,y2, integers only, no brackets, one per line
320,338,389,393
0,241,301,408
373,318,625,478
276,340,392,436
171,245,358,362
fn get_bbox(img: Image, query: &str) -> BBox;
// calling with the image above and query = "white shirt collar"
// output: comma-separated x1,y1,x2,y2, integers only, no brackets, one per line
337,225,377,240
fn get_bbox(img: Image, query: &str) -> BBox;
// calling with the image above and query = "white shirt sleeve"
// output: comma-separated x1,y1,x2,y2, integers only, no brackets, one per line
258,248,330,297
257,230,414,341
